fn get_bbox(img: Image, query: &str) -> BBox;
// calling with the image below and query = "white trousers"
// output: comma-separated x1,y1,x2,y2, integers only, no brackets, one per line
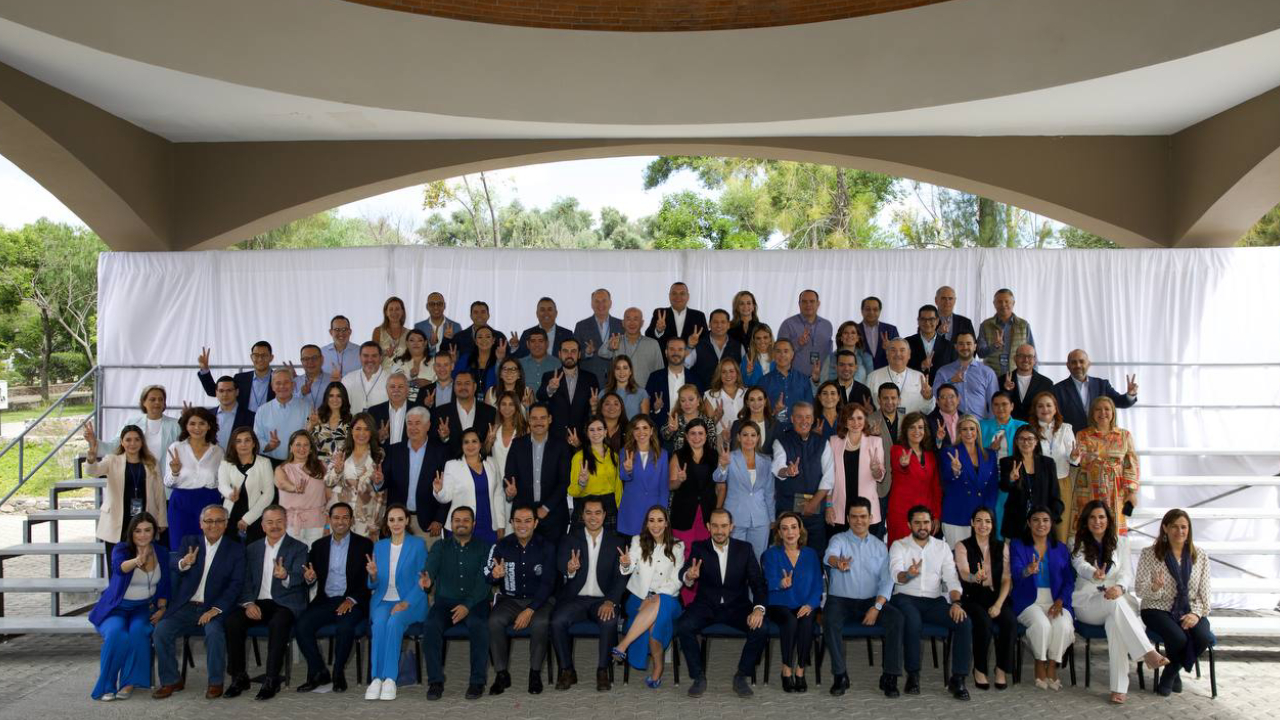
1072,591,1153,693
1018,588,1074,662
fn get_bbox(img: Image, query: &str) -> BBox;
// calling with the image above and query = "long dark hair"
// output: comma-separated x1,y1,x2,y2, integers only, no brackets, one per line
1019,504,1059,547
124,512,160,561
114,424,158,470
396,328,430,364
897,411,935,452
342,412,384,465
222,426,259,465
177,406,218,444
1073,499,1118,568
605,355,639,394
319,381,353,426
285,430,326,479
675,418,717,468
1152,508,1198,562
579,417,617,475
639,505,676,564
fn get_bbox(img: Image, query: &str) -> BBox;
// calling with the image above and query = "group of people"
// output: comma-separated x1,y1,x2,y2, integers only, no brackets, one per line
84,283,1212,705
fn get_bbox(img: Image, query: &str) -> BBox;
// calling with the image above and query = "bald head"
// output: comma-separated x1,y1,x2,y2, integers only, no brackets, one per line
1067,349,1090,381
1014,344,1037,374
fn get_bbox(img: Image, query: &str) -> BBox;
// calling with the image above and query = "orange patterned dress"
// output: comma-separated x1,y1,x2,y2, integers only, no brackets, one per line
1071,427,1139,534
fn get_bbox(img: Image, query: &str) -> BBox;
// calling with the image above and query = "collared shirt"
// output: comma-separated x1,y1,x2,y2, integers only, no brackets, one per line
257,536,283,601
293,373,326,412
863,322,882,358
215,404,238,449
321,342,361,381
575,529,605,598
426,319,447,356
343,367,387,415
518,354,561,393
890,535,962,599
760,366,815,423
407,441,428,512
825,530,892,600
531,437,547,503
666,368,686,407
325,532,350,600
387,402,407,445
433,380,453,406
190,536,223,604
426,535,494,606
672,308,687,336
457,400,477,431
1017,371,1034,401
977,316,1036,373
254,396,311,461
248,373,271,412
931,360,998,419
778,313,834,366
939,410,959,443
1072,377,1090,413
711,541,730,593
595,318,611,353
564,368,579,402
920,333,937,356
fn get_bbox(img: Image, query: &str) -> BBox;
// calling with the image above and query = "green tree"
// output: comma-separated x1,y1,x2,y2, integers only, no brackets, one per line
1239,203,1280,246
648,191,760,249
231,210,371,250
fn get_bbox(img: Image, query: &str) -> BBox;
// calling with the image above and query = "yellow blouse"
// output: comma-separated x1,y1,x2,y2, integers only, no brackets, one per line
568,447,622,506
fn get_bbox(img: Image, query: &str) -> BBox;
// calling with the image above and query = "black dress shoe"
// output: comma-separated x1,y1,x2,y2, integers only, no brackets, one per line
465,683,485,700
596,668,611,692
880,674,900,699
795,676,807,693
427,682,444,701
904,673,920,695
829,673,849,696
555,668,577,691
949,676,970,701
529,670,544,694
781,675,795,693
254,678,280,701
224,674,251,698
297,672,331,693
490,670,510,696
332,674,347,693
1172,673,1183,694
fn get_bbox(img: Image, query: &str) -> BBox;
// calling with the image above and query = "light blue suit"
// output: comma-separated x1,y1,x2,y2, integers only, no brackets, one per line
368,535,429,679
714,450,774,560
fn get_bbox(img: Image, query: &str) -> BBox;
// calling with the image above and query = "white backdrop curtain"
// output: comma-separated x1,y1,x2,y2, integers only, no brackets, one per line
98,246,1280,607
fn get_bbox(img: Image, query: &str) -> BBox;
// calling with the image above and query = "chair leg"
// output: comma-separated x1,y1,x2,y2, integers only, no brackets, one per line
327,636,334,664
762,636,770,685
1209,646,1217,699
866,637,874,667
252,636,262,667
673,635,680,686
1014,636,1022,685
356,637,364,685
942,635,951,685
814,634,822,685
1067,644,1077,686
1137,659,1145,691
1194,655,1201,679
930,637,939,668
414,637,422,685
1084,638,1091,688
181,637,191,684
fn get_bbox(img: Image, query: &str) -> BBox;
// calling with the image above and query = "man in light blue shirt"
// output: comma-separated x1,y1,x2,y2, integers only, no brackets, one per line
931,332,997,419
760,339,814,423
293,344,328,412
516,329,561,394
253,370,311,462
777,289,834,371
823,497,903,698
321,315,361,380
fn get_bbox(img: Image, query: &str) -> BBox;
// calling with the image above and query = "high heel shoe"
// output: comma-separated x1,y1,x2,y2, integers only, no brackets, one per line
610,647,627,665
781,675,795,693
795,676,807,693
972,672,990,690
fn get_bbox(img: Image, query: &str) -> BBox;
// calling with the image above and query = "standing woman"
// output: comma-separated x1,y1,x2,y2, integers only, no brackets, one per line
373,296,410,368
669,419,720,604
1009,507,1074,691
1031,392,1076,542
454,325,503,395
163,407,224,551
393,329,437,406
886,412,940,544
275,430,329,545
598,392,629,454
606,355,649,419
715,421,773,560
1072,500,1168,704
659,384,718,454
740,324,775,388
938,416,999,547
88,513,170,701
730,387,778,452
365,504,430,701
435,429,505,544
617,417,670,541
309,382,352,466
999,426,1064,542
728,290,762,348
762,512,823,691
703,357,746,438
613,506,685,688
954,507,1013,690
488,391,528,482
818,321,873,384
218,426,275,544
83,423,166,567
100,385,181,469
485,358,532,411
825,403,884,537
325,413,386,540
813,381,842,439
1071,396,1140,535
1135,508,1213,697
568,417,622,530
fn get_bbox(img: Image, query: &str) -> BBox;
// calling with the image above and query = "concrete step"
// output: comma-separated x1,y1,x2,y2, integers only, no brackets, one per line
0,616,94,634
1130,507,1280,520
1213,578,1280,594
1143,475,1280,487
0,542,104,558
1129,539,1280,555
1140,448,1280,457
0,577,107,593
24,509,99,523
53,478,106,491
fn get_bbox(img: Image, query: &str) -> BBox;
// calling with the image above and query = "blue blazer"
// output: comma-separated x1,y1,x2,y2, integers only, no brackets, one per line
937,446,999,527
369,535,429,614
238,535,310,616
1008,538,1074,616
89,542,171,627
170,533,245,614
856,322,901,370
761,545,823,610
714,450,774,530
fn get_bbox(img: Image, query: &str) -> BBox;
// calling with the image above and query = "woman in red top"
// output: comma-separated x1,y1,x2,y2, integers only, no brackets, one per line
887,412,941,543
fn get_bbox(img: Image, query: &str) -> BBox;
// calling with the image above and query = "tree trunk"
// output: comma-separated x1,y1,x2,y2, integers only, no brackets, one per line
833,167,850,239
977,198,1000,247
39,306,51,401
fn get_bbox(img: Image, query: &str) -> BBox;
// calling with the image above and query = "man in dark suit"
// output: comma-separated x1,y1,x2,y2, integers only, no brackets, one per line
413,291,463,358
295,502,374,693
644,337,703,421
367,372,420,450
856,296,901,370
444,300,503,359
212,375,256,449
906,304,957,385
676,508,769,698
927,384,962,449
573,289,624,388
646,281,708,353
432,371,497,456
224,505,309,700
824,349,873,408
1006,344,1054,422
934,286,976,344
382,406,449,541
197,341,275,412
1053,349,1138,430
503,404,572,539
536,339,599,441
153,504,246,699
689,309,743,388
512,297,575,359
550,498,628,691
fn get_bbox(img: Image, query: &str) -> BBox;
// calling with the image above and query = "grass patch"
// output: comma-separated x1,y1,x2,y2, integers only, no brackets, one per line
0,439,76,499
0,401,94,425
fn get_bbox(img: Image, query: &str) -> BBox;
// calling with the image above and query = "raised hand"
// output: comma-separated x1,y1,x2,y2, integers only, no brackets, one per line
303,562,317,584
785,458,800,478
308,409,321,431
898,450,911,468
1126,374,1138,396
566,549,581,575
623,450,635,475
508,331,520,350
490,556,506,579
273,556,287,580
330,363,343,382
834,555,852,572
583,339,594,357
774,394,786,415
934,420,946,445
993,332,1004,349
798,325,811,348
666,409,679,434
655,310,667,335
419,570,432,590
973,561,988,583
495,336,508,360
780,569,793,589
870,456,884,479
566,427,581,448
365,553,378,580
425,387,437,407
949,449,962,475
577,463,590,487
265,429,280,452
82,421,98,455
881,331,891,350
686,558,703,582
433,470,444,494
950,367,966,383
608,332,621,351
1024,551,1041,577
485,422,497,449
379,420,390,444
503,476,518,500
618,545,632,569
713,399,725,422
922,352,933,371
672,462,688,487
547,369,564,394
182,544,199,569
920,379,933,400
907,558,922,577
436,418,450,441
1010,460,1022,483
371,465,384,489
443,323,455,339
992,429,1005,451
745,355,755,376
198,346,211,373
1151,568,1165,591
168,447,183,476
522,387,533,407
652,393,664,414
589,387,599,413
1093,562,1107,581
1003,371,1015,391
688,325,704,347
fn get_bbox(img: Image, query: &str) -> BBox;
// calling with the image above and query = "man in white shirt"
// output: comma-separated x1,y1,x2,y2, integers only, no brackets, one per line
368,372,415,449
223,505,308,700
888,505,972,700
867,339,935,416
597,306,663,384
342,341,389,414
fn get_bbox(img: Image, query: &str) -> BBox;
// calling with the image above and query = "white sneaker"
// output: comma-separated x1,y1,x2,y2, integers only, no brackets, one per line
379,679,397,700
365,679,384,700
97,693,115,702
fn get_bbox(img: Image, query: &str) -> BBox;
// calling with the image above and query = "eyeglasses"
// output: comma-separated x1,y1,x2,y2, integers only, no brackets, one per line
201,518,228,525
250,353,271,359
330,327,351,334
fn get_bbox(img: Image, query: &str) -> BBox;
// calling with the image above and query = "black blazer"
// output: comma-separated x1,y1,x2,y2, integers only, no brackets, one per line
926,408,960,449
503,434,572,537
939,313,976,344
834,380,872,409
429,400,497,457
645,307,708,352
170,534,245,613
906,333,957,385
555,528,627,605
1052,376,1136,432
367,400,423,450
535,369,600,440
514,324,576,359
689,335,743,389
998,455,1064,540
680,538,767,615
443,325,505,360
1011,371,1055,422
306,531,374,606
644,368,705,424
380,440,449,531
210,403,257,437
199,369,274,409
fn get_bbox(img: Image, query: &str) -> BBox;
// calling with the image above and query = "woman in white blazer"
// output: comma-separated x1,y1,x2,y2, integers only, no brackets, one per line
100,385,181,471
1070,500,1167,703
1032,391,1077,542
613,506,685,687
433,428,507,543
217,427,276,544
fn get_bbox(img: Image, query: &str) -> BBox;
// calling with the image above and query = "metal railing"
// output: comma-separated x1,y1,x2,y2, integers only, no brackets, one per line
0,366,100,507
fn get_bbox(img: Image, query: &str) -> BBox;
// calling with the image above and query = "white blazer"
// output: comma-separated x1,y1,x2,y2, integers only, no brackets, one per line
1070,534,1135,606
619,536,685,598
434,457,507,534
1037,421,1077,481
218,455,277,527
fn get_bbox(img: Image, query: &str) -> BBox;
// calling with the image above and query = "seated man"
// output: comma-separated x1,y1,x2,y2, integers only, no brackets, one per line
198,341,274,411
295,502,373,693
485,505,556,696
224,505,308,700
824,497,904,698
153,504,246,699
423,506,496,702
676,508,768,699
888,505,973,700
550,498,627,692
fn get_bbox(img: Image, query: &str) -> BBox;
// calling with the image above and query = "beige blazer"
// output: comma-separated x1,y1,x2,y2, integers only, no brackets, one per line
86,454,167,543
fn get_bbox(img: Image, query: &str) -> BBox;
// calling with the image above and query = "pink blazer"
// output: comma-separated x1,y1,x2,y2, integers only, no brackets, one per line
827,434,885,525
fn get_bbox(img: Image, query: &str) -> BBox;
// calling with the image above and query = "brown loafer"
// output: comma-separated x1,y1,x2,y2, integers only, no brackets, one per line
151,683,183,699
205,684,224,699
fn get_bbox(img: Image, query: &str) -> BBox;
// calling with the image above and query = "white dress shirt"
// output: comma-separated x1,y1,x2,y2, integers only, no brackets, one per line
188,536,222,604
672,308,687,336
457,400,477,431
388,402,407,445
769,439,836,491
889,535,962,599
164,440,225,490
574,530,605,598
343,367,389,414
666,369,686,407
256,536,284,601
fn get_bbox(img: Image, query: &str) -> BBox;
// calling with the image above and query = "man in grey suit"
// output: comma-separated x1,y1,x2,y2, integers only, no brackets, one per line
596,307,664,385
573,288,624,388
224,505,309,700
1052,349,1138,431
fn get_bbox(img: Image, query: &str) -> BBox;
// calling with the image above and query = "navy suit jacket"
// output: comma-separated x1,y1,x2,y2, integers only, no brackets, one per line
555,527,628,604
938,313,976,344
513,324,576,359
170,534,246,614
306,532,374,606
1052,376,1136,432
645,307,708,352
238,534,310,616
503,434,572,537
689,336,743,389
380,440,450,531
1012,370,1055,422
679,538,767,615
855,322,901,370
367,399,423,451
644,368,706,423
199,369,274,409
906,333,957,385
536,368,600,440
574,315,624,387
428,399,498,457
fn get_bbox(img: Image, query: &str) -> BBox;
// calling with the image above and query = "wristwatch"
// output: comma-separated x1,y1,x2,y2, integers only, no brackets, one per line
874,601,884,611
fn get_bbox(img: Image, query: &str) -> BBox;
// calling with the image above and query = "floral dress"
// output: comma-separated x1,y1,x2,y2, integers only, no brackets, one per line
1072,427,1139,534
324,450,385,540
